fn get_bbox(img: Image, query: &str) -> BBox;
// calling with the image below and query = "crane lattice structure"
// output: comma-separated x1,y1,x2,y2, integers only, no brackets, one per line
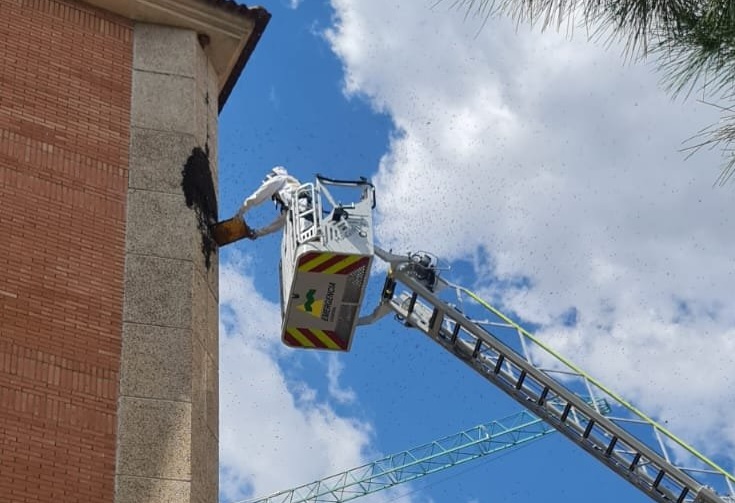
241,410,555,503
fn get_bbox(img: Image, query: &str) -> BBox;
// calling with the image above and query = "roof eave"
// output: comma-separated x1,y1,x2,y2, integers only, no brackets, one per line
80,0,270,112
218,5,270,112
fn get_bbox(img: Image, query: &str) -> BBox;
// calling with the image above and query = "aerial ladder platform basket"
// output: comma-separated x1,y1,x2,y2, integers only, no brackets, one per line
279,175,375,352
219,174,734,503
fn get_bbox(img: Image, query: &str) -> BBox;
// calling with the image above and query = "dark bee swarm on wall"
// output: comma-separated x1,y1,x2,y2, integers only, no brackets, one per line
182,145,218,269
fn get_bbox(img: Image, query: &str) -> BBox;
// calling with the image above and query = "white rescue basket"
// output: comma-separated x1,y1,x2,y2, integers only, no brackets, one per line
279,176,375,351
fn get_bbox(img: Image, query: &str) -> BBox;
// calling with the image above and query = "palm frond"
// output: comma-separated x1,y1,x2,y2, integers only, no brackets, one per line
446,0,735,183
683,101,735,185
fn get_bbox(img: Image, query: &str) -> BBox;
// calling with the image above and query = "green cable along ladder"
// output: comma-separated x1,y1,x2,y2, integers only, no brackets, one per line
239,245,735,503
360,248,734,503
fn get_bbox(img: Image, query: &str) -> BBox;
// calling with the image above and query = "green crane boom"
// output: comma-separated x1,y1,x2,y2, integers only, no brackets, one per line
239,410,555,503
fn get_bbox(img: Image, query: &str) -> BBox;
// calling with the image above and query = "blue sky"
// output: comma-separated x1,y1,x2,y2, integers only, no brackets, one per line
216,2,735,503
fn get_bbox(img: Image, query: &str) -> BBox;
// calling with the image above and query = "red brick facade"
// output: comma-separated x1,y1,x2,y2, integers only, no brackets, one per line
0,1,132,501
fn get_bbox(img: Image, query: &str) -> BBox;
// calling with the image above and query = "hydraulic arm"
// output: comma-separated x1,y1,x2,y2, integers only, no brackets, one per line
264,176,734,503
359,248,734,503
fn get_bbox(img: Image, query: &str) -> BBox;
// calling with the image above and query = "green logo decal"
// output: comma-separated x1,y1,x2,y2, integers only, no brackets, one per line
303,289,317,312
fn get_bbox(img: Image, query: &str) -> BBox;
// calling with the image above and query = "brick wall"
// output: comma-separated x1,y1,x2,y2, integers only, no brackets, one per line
0,0,132,501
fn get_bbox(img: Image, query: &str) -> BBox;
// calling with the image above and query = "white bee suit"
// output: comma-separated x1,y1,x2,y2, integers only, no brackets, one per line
237,166,302,238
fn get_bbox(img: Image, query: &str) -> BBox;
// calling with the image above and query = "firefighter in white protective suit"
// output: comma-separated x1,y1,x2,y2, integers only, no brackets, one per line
236,166,303,239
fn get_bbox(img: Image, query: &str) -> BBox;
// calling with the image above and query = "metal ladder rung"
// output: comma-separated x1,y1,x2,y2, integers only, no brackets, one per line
561,402,573,422
629,452,642,471
537,386,549,405
493,355,505,374
472,339,483,358
605,436,618,456
515,370,527,390
428,308,440,331
450,320,461,343
406,292,418,316
583,419,595,439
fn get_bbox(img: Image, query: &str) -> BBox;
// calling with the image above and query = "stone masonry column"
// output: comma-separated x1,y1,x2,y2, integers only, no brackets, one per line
115,23,220,503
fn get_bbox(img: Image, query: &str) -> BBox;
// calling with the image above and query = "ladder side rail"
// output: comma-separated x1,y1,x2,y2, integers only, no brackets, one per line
405,306,680,502
400,266,732,503
372,247,732,502
391,295,687,502
239,411,555,503
402,298,704,503
406,293,661,481
456,285,735,495
387,267,723,503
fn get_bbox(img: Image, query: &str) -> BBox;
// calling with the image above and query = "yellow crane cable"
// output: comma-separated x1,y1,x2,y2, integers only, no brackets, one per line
455,284,735,484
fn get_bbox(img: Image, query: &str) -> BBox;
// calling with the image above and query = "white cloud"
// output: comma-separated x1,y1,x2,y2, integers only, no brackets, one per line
219,255,374,501
288,0,303,9
219,254,424,503
326,353,357,405
326,0,735,475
